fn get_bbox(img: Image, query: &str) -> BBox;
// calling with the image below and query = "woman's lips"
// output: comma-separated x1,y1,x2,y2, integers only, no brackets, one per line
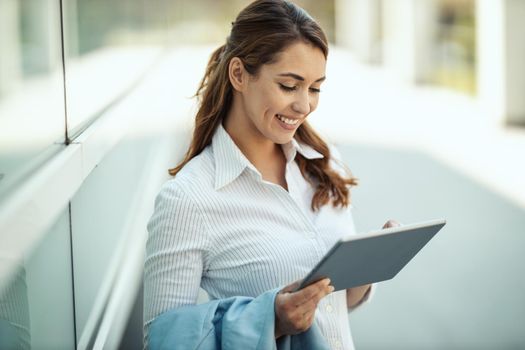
275,114,300,131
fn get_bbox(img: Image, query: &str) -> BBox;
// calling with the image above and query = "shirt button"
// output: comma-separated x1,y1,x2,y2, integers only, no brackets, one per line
334,340,342,348
326,304,334,313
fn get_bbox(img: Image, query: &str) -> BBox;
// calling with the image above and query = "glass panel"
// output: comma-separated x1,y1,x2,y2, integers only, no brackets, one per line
61,0,336,140
0,208,75,350
62,0,170,138
70,135,154,342
0,0,66,200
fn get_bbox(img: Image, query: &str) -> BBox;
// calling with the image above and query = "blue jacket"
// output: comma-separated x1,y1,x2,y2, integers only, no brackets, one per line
148,288,330,350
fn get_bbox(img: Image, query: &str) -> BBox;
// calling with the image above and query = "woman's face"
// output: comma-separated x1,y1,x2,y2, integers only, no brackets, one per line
240,41,327,145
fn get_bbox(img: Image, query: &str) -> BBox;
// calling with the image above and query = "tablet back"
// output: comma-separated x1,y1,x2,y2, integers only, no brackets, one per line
296,219,446,291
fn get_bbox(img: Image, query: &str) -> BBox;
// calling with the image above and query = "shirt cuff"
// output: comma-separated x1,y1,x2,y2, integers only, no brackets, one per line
347,283,376,312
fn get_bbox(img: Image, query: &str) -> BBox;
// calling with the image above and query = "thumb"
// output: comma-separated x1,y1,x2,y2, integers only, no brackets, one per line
280,279,302,294
382,219,401,229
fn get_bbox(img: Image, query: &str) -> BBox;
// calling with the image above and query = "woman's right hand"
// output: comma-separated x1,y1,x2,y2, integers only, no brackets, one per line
274,278,334,338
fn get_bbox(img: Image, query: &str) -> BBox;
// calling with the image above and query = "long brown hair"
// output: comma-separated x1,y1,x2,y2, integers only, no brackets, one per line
169,0,357,211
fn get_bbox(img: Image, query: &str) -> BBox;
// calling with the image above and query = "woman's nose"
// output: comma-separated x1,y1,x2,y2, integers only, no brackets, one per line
292,92,311,115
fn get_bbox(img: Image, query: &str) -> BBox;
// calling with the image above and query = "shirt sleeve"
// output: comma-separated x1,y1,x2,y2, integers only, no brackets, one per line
347,283,377,312
143,181,210,338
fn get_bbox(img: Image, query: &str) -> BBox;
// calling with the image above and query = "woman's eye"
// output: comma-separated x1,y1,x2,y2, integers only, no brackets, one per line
278,83,321,94
279,83,296,92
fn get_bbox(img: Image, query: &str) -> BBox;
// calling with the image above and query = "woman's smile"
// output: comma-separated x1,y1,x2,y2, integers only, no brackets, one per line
275,114,301,131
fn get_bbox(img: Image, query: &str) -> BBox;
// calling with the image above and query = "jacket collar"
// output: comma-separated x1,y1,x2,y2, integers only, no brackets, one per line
212,124,324,190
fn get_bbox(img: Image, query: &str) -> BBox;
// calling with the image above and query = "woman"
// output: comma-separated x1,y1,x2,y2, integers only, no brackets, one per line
144,0,395,348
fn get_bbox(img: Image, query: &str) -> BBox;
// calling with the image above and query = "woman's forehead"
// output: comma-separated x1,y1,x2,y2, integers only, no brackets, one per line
264,42,326,80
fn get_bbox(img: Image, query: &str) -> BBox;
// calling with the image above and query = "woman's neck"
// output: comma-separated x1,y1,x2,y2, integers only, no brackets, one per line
223,101,286,177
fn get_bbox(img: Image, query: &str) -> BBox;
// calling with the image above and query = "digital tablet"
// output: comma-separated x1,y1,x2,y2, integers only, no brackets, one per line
294,219,446,292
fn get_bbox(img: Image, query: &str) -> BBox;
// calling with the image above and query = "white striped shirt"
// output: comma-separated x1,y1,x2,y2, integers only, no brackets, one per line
144,124,373,349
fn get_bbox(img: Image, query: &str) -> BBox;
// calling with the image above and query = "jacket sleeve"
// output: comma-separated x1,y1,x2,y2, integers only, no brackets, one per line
143,181,211,344
220,289,332,350
148,288,332,350
147,289,281,350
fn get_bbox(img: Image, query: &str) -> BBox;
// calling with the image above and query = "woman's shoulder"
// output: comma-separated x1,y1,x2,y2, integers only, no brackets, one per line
158,149,215,198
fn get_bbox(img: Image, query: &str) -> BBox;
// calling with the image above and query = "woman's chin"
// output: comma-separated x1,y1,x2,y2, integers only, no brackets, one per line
270,133,296,145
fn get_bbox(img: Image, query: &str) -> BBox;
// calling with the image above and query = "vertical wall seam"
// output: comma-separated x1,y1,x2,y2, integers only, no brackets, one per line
68,202,78,349
58,0,70,145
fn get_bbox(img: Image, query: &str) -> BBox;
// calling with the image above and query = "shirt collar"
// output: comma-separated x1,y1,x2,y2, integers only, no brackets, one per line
212,124,324,190
281,137,324,163
212,124,257,190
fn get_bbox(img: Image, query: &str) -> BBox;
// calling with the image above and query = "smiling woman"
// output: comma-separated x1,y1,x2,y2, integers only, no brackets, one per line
143,1,383,349
222,41,328,190
168,0,356,211
224,42,326,144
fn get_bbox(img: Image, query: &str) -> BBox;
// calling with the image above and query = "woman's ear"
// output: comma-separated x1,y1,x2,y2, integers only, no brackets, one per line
229,57,246,92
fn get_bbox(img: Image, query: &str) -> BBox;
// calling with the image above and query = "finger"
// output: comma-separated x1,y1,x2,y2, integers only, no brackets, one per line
302,308,314,320
295,285,333,316
300,310,316,331
303,309,315,324
276,289,314,317
290,292,331,330
295,298,318,316
288,280,322,304
382,219,401,229
308,283,333,307
280,279,302,294
292,278,330,305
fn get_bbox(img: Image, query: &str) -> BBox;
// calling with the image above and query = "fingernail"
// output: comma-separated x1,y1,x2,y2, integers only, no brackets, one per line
325,279,331,286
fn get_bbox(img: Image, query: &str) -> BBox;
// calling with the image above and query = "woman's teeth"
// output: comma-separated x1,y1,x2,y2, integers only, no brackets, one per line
276,114,299,125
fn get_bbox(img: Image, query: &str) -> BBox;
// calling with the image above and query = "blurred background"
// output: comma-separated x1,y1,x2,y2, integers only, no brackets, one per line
0,0,523,349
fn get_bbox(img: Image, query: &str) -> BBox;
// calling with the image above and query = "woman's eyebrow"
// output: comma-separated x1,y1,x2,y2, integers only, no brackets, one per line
277,72,326,82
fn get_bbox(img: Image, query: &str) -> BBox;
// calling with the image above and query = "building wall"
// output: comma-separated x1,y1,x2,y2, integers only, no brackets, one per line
0,1,197,349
